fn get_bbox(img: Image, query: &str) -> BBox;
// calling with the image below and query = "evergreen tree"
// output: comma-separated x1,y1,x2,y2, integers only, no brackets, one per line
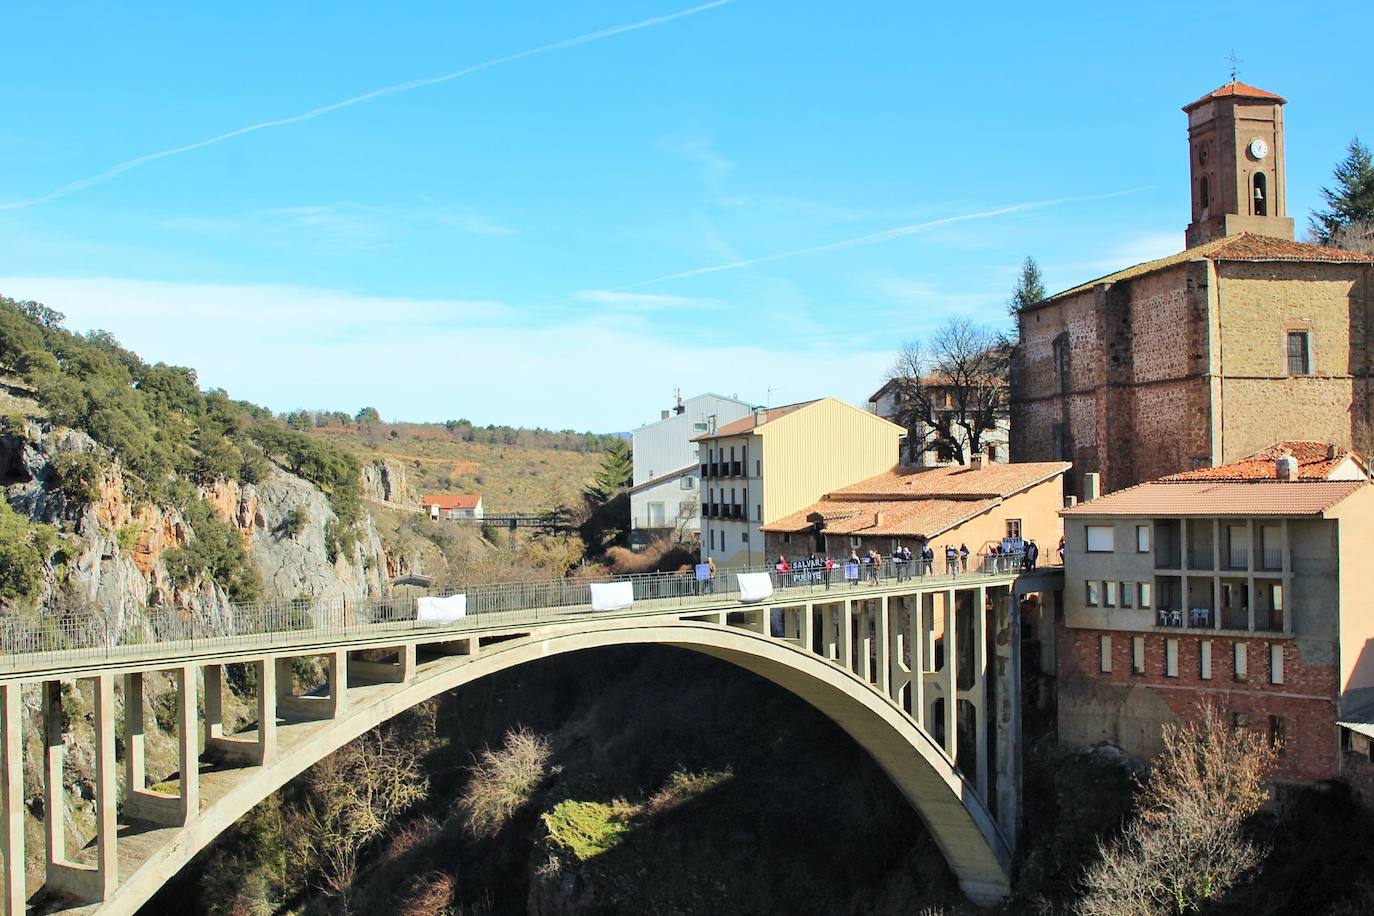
355,406,382,425
1007,256,1046,316
584,439,632,505
1310,138,1374,245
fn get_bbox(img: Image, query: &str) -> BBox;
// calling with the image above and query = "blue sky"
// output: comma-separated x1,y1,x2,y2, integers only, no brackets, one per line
1,1,1368,431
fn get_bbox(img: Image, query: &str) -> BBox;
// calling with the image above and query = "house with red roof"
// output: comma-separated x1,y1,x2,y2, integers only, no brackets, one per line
1011,80,1374,496
420,493,483,520
1056,443,1374,787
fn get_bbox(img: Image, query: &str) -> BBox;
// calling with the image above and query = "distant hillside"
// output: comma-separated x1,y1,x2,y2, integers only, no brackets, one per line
300,419,611,514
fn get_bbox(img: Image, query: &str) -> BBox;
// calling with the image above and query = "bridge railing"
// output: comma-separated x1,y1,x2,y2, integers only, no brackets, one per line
0,553,1036,669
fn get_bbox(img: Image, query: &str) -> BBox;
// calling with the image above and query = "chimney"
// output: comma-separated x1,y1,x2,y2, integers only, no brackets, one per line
1327,443,1339,460
874,510,885,527
1065,495,1079,508
969,453,986,471
753,406,768,425
1083,472,1101,502
661,409,670,421
1275,455,1298,481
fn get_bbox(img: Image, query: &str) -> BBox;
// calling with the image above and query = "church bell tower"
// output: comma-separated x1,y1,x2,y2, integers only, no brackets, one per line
1183,81,1295,247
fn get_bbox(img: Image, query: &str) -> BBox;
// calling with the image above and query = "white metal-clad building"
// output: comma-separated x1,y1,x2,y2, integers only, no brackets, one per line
630,392,753,535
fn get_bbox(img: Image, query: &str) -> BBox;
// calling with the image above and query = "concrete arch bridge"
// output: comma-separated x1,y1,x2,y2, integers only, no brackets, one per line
0,564,1057,913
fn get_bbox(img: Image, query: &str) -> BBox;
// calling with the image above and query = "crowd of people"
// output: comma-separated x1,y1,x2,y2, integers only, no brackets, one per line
765,538,1047,589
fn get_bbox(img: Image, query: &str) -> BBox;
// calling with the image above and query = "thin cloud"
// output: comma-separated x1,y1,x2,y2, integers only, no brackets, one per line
573,289,724,311
627,188,1152,287
0,0,736,210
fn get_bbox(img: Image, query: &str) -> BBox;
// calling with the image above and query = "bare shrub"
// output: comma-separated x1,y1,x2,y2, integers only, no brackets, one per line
375,815,440,869
397,871,457,916
303,729,430,896
458,727,552,839
604,538,696,576
1076,703,1276,915
646,767,732,815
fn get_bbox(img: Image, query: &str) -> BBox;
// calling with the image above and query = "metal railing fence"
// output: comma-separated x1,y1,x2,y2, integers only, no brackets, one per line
0,553,1031,672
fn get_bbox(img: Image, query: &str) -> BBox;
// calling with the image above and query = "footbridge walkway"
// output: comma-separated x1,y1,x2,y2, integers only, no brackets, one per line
0,560,1061,913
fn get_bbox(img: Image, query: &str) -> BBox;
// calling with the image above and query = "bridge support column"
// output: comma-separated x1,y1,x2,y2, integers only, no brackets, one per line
874,596,889,696
1,683,24,916
204,663,225,740
942,589,958,765
123,671,188,825
839,600,854,675
800,602,814,655
995,590,1022,850
857,600,873,683
327,649,349,718
256,659,277,765
912,594,926,728
46,676,117,901
972,586,990,802
205,660,276,767
176,665,200,823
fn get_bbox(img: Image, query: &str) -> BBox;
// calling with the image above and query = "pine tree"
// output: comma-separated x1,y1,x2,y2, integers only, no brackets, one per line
584,439,632,505
1007,256,1046,316
1310,138,1374,245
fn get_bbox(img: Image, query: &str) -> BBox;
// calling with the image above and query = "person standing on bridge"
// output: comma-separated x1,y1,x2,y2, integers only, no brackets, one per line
1025,540,1039,571
945,543,958,576
959,543,969,573
706,556,717,593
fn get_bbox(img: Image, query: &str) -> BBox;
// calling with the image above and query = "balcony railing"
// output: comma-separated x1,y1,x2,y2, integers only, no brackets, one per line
1226,547,1249,569
1187,549,1215,571
1258,548,1283,571
732,461,742,477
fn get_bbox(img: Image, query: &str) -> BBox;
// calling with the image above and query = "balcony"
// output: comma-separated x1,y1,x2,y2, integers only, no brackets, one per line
1225,547,1249,570
1258,547,1283,571
700,464,708,479
732,460,742,477
1187,548,1214,571
710,463,719,478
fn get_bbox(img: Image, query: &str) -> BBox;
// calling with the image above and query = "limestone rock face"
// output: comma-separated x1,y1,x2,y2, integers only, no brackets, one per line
361,458,415,506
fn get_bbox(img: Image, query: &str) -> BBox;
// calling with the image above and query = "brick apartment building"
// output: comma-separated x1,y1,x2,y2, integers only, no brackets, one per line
1011,81,1374,496
1057,442,1374,784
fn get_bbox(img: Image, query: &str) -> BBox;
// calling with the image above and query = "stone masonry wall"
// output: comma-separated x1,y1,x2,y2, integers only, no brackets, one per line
1058,623,1338,783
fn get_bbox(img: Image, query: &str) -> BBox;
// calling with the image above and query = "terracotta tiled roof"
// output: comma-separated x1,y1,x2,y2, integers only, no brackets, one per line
762,498,1000,539
1039,233,1374,304
1061,480,1364,518
629,464,696,494
830,461,1070,501
421,493,481,510
1183,80,1286,111
1164,441,1368,482
868,376,954,403
691,400,818,441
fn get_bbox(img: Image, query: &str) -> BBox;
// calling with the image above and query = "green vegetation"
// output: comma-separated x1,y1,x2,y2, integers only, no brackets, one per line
1310,138,1374,245
278,506,309,539
1008,254,1046,315
50,450,104,504
114,521,146,553
543,799,634,860
162,500,261,603
0,500,54,603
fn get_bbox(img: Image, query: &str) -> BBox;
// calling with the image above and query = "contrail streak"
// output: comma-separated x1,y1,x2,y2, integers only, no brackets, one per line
0,0,735,210
628,187,1152,286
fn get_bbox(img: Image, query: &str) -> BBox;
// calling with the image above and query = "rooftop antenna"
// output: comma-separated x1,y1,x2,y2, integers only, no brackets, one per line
1226,49,1242,83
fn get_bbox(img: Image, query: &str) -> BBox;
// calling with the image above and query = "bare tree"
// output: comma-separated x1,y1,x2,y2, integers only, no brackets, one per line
1076,703,1277,916
886,340,946,465
1329,218,1374,255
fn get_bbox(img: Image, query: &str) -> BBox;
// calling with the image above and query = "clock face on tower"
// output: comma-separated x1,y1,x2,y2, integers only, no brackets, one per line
1249,138,1270,160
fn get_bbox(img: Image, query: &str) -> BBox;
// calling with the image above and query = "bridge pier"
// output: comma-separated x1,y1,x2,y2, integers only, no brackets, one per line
1,684,23,916
205,660,277,766
45,676,117,902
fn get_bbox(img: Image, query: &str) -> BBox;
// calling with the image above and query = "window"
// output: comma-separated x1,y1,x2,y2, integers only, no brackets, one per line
1165,639,1179,677
1086,581,1100,606
1132,637,1146,674
709,529,715,550
1233,712,1249,731
1270,644,1285,685
782,533,791,544
1138,581,1152,608
1200,174,1210,210
755,459,761,476
1200,640,1213,679
1006,519,1022,540
741,531,749,543
1268,715,1286,755
1287,331,1311,376
1136,525,1151,552
1052,423,1068,461
1086,525,1114,552
986,443,998,462
756,504,762,522
1099,636,1113,673
1253,172,1268,217
1104,581,1118,607
1120,582,1133,609
681,476,694,489
647,501,666,527
1234,643,1248,681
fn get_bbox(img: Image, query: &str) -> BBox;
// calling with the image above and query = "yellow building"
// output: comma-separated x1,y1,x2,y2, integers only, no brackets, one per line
693,397,904,567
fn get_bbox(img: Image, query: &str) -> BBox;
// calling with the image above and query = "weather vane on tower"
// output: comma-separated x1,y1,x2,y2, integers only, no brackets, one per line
1226,49,1242,83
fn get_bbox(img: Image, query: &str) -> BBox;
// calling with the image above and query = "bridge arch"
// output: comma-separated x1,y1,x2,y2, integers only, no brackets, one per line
98,618,1012,914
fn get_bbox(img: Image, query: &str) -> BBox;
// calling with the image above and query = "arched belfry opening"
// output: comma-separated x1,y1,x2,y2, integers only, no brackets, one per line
1253,172,1268,216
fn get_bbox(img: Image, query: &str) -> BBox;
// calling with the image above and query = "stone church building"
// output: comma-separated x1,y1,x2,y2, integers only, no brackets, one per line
1011,81,1374,495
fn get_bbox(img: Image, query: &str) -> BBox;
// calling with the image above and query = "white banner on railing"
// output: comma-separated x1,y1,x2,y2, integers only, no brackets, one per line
417,594,468,624
737,572,773,604
591,581,634,611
